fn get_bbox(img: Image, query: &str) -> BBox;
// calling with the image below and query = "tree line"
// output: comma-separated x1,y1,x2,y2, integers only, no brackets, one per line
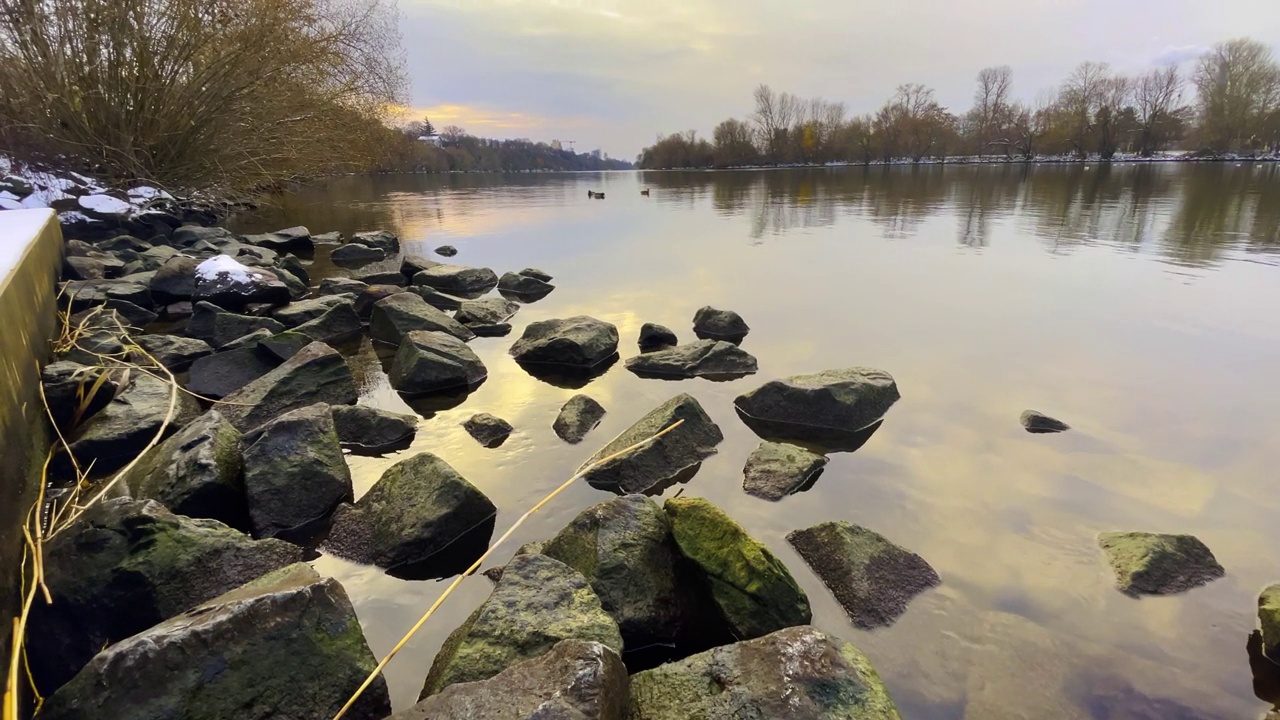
371,121,634,173
638,38,1280,169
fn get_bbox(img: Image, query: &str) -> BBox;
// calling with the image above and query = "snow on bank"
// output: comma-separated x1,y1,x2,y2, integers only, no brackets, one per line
196,255,263,284
0,154,176,226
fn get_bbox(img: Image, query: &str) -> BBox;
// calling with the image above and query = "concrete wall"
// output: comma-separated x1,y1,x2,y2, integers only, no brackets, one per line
0,210,63,655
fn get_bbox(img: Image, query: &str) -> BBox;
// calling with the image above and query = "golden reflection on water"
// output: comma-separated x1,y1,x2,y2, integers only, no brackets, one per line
236,164,1280,718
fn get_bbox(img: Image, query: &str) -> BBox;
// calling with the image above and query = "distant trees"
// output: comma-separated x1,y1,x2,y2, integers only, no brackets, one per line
637,36,1280,169
374,126,634,173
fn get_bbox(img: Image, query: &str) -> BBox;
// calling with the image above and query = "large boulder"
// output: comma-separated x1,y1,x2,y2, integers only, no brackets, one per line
392,640,627,720
787,521,939,629
1097,531,1225,596
217,341,357,431
509,316,619,369
421,554,622,698
624,339,758,379
370,291,475,344
331,404,418,453
1260,584,1280,661
63,373,201,477
132,333,211,372
664,497,811,640
293,301,362,344
240,225,313,251
553,394,606,444
389,330,488,396
692,306,750,341
735,367,900,447
148,255,197,305
626,626,899,720
578,394,723,494
39,563,390,720
412,263,499,297
185,300,285,348
123,410,247,529
27,498,303,692
185,347,281,399
742,442,828,501
242,403,353,539
542,495,696,647
192,254,291,310
324,452,496,571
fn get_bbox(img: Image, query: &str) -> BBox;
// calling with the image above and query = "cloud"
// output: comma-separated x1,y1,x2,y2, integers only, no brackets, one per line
1153,44,1207,66
395,103,589,136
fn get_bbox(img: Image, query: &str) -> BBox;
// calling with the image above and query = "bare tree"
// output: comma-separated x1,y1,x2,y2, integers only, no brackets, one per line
1193,38,1280,151
1094,74,1131,158
1057,62,1112,157
1133,65,1184,156
972,66,1013,155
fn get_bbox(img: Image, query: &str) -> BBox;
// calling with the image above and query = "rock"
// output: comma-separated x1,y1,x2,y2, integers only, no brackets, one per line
278,253,310,285
186,347,281,399
1021,409,1070,433
509,316,619,369
192,254,290,310
370,291,475,344
402,254,441,277
519,267,553,282
95,234,152,252
1260,585,1280,661
421,553,623,698
0,173,34,197
241,225,313,251
324,452,496,571
132,335,211,373
625,339,758,379
463,413,514,447
171,225,236,248
743,442,828,501
61,279,151,312
356,269,407,286
389,330,488,396
413,286,465,311
93,298,157,328
64,373,201,476
185,301,285,348
393,640,626,720
543,495,696,648
553,394,606,444
788,521,939,629
164,300,193,319
664,497,812,640
123,410,247,528
413,264,499,297
221,327,275,350
427,245,455,258
63,255,109,280
354,284,406,319
314,230,344,244
331,405,418,452
692,306,750,341
455,296,520,326
259,330,313,361
626,626,899,720
351,229,399,252
41,361,120,432
293,301,362,343
318,276,368,296
735,367,900,447
578,394,723,494
76,193,133,221
497,271,555,298
468,322,512,337
217,341,357,431
242,403,352,539
27,498,303,692
638,322,678,351
1097,531,1225,596
274,263,309,298
330,242,386,264
39,563,390,720
272,295,350,326
148,255,197,305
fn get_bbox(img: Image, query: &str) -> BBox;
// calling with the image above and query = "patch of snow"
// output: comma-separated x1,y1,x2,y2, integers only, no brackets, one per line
128,186,172,201
78,194,133,216
0,197,21,211
196,254,263,284
57,210,91,224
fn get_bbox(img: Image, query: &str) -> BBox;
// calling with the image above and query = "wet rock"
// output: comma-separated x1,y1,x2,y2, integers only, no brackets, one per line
171,225,237,248
553,394,606,444
455,296,520,326
90,298,157,328
27,498,303,692
63,255,110,280
510,316,619,369
626,625,898,720
421,553,623,698
39,563,390,720
164,300,193,319
318,276,368,296
192,255,291,310
692,306,749,341
351,229,400,253
259,330,313,361
413,263,500,296
148,255,197,305
61,279,152,312
330,242,386,264
314,230,344,244
468,322,512,337
370,291,475,344
355,269,407,286
217,341,357,431
743,442,828,501
1021,409,1071,433
735,367,900,448
242,403,352,539
463,413,514,447
394,640,626,720
123,410,247,528
278,253,310,284
273,263,309,298
434,245,458,257
95,234,151,252
186,347,281,399
497,270,555,298
389,330,488,396
293,301,362,344
331,405,418,452
578,394,723,494
1260,584,1280,661
543,495,695,648
354,284,406,318
41,361,120,432
272,295,351,326
1097,531,1225,596
664,497,811,640
519,267,553,282
241,225,313,252
638,322,678,351
324,452,496,571
625,339,758,379
788,521,939,629
186,300,285,348
64,373,201,476
401,254,441,277
221,327,275,350
412,286,464,311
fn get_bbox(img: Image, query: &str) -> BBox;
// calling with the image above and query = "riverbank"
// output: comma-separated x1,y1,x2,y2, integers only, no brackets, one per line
639,150,1280,171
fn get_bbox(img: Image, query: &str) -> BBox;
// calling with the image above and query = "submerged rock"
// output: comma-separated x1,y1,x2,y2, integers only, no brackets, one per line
463,413,514,447
186,347,280,399
39,563,391,720
664,497,811,640
331,405,418,453
1021,409,1071,433
132,333,211,372
1260,584,1280,661
625,339,758,379
638,322,678,352
217,341,357,431
64,373,201,476
313,231,344,244
692,306,750,341
370,291,475,344
413,263,499,296
578,394,723,494
626,626,899,720
324,452,496,571
510,316,619,369
242,403,353,539
421,553,622,698
735,367,900,448
553,394,607,444
395,640,626,720
124,410,247,529
742,442,828,501
787,521,939,629
186,300,285,348
1097,531,1225,596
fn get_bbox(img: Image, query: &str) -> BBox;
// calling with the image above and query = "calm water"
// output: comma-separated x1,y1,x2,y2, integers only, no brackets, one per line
232,164,1280,719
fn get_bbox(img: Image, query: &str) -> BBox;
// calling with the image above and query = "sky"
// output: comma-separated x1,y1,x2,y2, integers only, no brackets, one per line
399,0,1280,160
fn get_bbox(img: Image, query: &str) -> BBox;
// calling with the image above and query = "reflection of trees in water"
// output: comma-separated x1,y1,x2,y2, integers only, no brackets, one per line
1161,164,1280,266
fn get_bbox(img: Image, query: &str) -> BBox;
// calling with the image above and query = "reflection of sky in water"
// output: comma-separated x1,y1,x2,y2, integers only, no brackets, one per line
234,165,1280,717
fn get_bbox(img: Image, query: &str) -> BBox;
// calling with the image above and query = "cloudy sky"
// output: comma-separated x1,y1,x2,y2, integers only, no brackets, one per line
399,0,1280,160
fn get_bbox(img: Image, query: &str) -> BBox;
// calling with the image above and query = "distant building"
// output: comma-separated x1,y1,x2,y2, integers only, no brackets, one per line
550,139,562,150
418,134,443,147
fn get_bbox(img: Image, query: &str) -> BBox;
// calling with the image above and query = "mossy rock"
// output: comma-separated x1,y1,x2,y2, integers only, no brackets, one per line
124,409,247,530
1259,583,1280,661
1097,531,1224,596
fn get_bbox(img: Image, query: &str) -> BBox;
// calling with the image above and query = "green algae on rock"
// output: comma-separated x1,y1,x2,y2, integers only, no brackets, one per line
1097,531,1224,596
